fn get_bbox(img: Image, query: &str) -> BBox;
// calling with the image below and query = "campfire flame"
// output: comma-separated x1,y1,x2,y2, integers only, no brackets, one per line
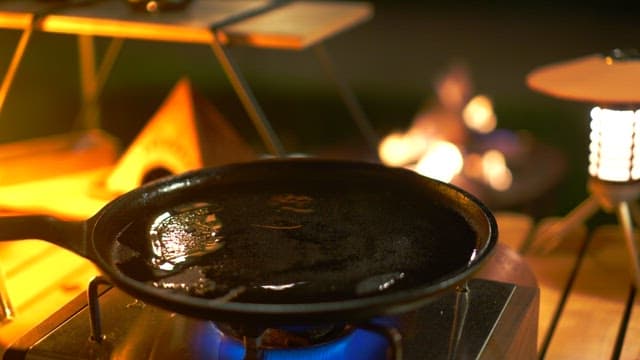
463,95,497,134
480,150,513,191
414,140,463,183
378,63,512,191
378,132,427,167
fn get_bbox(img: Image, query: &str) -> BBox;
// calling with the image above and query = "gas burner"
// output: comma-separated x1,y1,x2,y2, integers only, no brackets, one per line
215,323,353,349
206,322,391,360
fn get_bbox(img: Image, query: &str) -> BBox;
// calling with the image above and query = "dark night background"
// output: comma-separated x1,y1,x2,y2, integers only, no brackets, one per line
0,1,638,219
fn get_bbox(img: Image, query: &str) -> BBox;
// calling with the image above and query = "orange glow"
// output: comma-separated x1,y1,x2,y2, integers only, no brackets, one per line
378,64,512,191
105,78,255,196
435,63,472,111
105,78,203,195
0,146,110,347
462,95,497,134
414,140,463,183
481,150,513,191
378,132,428,167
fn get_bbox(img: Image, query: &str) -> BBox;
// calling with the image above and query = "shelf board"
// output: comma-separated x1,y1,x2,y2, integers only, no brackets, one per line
0,0,373,50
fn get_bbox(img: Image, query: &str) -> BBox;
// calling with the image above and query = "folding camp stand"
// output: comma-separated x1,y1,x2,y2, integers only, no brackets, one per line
0,0,377,157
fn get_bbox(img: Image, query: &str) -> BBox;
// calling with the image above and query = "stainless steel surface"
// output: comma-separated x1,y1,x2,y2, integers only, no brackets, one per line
6,280,536,360
5,245,538,359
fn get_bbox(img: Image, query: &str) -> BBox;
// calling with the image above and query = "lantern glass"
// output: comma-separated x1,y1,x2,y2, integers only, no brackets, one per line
588,107,640,182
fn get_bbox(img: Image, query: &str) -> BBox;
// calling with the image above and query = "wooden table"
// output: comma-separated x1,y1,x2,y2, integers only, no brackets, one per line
498,212,640,359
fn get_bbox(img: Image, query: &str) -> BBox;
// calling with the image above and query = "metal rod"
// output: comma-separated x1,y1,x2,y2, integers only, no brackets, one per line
313,43,379,156
529,195,600,254
76,36,123,130
95,38,124,98
87,276,112,343
0,264,14,322
77,35,100,129
448,283,470,360
616,201,640,288
628,201,640,228
358,321,403,360
209,31,285,157
242,335,265,360
0,26,34,117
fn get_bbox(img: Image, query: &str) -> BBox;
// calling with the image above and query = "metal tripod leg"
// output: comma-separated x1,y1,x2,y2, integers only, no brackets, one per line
0,26,33,117
209,32,285,157
628,201,640,229
447,283,470,360
76,35,124,130
312,43,379,156
530,195,600,254
616,201,640,287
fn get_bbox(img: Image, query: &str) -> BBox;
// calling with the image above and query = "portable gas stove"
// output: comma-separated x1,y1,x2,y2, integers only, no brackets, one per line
3,245,537,360
0,3,538,359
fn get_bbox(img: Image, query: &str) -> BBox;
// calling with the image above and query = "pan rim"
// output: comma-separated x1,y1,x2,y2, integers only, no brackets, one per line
88,158,498,323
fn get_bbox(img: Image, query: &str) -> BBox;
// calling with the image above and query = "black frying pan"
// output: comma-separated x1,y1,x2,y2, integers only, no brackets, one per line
0,159,497,326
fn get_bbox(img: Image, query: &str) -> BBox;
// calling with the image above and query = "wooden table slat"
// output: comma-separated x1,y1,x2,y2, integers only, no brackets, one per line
544,225,633,359
620,293,640,359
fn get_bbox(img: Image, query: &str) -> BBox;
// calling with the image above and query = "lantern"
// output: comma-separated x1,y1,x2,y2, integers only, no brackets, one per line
527,48,640,286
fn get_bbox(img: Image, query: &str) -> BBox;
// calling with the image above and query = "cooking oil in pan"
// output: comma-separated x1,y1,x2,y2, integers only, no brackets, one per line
148,202,225,272
114,180,478,304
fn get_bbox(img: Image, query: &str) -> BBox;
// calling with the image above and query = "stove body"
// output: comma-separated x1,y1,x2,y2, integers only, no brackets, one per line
4,276,537,360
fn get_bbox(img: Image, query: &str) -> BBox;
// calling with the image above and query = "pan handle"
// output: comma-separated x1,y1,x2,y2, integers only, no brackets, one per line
0,215,89,259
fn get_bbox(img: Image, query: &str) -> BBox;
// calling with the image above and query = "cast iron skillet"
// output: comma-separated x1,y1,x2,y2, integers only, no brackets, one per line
0,159,497,326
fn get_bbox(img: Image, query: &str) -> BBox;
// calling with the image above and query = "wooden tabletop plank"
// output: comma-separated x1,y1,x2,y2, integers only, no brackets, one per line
0,1,372,50
38,0,273,43
217,1,374,50
0,1,46,30
525,253,581,351
621,295,640,359
0,12,32,31
544,225,632,359
494,212,534,252
501,216,586,352
528,217,589,350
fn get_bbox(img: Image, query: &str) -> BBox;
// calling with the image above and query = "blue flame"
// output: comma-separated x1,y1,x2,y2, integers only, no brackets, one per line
191,322,391,360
